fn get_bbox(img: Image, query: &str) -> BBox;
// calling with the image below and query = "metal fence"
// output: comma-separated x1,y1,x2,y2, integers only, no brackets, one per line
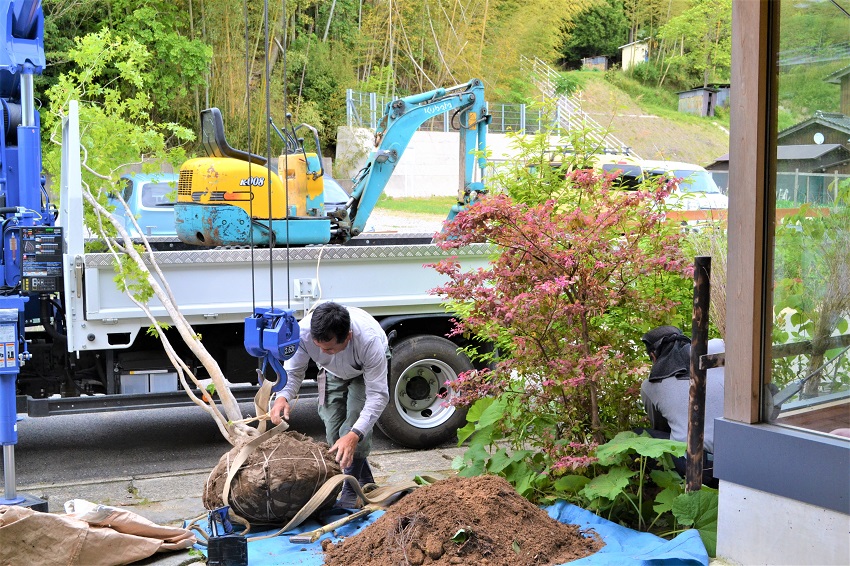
710,170,848,204
346,89,560,134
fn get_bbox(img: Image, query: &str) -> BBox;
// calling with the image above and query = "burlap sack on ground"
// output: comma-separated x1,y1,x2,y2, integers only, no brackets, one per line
204,430,341,525
0,501,195,566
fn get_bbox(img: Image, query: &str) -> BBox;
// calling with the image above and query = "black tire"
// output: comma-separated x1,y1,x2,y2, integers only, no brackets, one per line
377,335,472,449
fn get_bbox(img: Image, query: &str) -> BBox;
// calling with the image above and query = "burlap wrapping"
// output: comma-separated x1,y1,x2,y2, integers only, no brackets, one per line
203,430,342,525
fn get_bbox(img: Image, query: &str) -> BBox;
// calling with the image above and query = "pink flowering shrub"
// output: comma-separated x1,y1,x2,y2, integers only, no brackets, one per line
429,155,694,501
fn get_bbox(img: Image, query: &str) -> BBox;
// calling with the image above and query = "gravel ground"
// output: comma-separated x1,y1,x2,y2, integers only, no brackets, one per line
364,209,446,234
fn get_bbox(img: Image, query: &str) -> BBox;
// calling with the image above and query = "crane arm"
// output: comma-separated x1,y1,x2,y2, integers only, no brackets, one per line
345,79,489,238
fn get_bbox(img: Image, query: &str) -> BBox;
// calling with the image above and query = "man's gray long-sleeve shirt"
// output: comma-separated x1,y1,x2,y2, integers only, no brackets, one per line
641,338,725,453
281,306,389,434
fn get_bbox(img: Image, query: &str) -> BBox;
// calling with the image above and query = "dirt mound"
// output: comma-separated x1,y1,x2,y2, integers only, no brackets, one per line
204,430,341,525
324,475,603,566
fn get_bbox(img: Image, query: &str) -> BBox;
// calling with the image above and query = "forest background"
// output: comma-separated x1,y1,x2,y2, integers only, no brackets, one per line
37,0,846,162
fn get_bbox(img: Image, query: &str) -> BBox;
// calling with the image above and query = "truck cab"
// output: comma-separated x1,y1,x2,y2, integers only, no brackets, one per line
109,173,179,237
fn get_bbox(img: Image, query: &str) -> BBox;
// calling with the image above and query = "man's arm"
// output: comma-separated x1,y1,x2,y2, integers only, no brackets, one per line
350,339,390,435
641,382,672,434
270,341,311,424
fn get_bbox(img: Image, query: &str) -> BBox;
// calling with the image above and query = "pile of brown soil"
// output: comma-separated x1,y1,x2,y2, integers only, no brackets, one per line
324,475,603,566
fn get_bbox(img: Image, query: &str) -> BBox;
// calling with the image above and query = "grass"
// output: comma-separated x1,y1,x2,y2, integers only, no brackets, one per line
374,194,457,215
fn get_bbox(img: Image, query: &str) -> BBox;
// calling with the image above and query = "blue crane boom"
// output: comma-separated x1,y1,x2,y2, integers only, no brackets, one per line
0,0,55,511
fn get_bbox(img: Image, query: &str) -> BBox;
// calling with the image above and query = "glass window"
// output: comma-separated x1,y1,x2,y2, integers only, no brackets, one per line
141,182,176,208
769,1,850,439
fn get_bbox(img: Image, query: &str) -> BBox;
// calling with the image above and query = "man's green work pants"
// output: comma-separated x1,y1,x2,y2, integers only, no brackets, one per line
317,372,372,460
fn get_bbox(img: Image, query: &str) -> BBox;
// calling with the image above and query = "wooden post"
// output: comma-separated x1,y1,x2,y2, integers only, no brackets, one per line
688,256,711,492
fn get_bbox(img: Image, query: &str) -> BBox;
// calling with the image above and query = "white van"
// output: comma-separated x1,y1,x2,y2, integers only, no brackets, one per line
641,160,728,212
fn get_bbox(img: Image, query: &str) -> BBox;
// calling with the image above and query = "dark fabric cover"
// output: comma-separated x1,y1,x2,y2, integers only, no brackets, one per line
641,326,692,382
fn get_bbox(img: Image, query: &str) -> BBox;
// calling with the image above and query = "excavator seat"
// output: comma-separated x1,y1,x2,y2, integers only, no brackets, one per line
200,108,267,166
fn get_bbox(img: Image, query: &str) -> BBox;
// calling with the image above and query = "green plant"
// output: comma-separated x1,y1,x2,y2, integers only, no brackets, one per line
431,124,692,456
772,188,850,395
452,426,718,554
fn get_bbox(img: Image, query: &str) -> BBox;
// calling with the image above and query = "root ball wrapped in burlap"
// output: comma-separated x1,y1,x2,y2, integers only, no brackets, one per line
204,430,342,525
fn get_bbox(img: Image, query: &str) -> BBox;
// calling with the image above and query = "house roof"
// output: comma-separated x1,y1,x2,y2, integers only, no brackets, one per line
676,87,719,95
618,39,649,50
778,112,850,138
825,65,850,84
710,143,846,164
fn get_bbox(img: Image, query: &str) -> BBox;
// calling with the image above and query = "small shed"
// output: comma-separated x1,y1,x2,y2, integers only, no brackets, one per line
707,83,731,108
677,87,719,117
581,56,609,72
619,40,649,71
824,65,850,115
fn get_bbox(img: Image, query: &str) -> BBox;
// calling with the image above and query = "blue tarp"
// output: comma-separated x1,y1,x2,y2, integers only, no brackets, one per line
190,502,708,566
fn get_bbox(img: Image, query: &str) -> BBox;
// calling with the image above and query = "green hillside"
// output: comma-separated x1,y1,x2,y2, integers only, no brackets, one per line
564,71,730,167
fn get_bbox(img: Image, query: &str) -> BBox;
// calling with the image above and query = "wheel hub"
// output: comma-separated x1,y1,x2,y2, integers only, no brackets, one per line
398,367,439,411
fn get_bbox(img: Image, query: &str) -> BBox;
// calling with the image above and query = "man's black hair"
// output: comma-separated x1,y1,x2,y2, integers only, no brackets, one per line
311,302,351,344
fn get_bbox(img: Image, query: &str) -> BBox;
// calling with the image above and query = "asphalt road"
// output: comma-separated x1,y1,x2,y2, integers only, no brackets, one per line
9,399,407,487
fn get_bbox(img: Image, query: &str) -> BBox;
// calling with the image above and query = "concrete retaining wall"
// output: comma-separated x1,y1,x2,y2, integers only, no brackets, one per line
334,127,559,197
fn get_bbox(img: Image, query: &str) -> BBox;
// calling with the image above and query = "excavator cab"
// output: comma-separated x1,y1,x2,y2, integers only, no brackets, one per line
174,108,332,247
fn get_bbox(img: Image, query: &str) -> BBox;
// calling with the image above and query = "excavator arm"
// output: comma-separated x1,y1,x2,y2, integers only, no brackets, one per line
341,79,489,241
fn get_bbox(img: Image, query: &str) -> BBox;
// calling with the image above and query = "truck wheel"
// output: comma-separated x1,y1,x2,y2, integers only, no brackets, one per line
377,335,472,449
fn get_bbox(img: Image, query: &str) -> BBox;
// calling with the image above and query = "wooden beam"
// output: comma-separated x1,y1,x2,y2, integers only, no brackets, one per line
726,0,775,424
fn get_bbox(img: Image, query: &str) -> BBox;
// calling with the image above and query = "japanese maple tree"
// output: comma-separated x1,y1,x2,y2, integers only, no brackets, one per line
430,157,692,477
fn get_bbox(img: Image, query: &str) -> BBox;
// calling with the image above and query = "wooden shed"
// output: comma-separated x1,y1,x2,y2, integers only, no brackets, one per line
618,39,649,71
677,86,719,117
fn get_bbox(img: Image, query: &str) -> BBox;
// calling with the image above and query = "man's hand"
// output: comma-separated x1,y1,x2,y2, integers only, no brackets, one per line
270,396,291,425
328,431,359,469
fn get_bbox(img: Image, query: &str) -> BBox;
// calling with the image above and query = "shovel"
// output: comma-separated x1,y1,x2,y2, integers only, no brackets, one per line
288,505,379,544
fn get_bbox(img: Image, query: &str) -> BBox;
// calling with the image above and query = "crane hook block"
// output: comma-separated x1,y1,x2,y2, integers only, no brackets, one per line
244,307,300,393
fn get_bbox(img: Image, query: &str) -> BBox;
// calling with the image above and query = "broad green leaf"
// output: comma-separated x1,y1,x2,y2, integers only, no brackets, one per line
456,398,495,444
487,449,533,474
456,420,478,445
672,489,719,557
580,466,635,500
451,455,466,471
653,485,682,515
593,431,638,466
553,474,591,493
467,422,500,451
650,469,684,489
465,397,495,423
484,447,514,473
596,433,686,463
477,396,510,429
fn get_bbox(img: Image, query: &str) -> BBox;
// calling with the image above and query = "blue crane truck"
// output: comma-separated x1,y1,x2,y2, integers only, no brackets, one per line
0,0,494,500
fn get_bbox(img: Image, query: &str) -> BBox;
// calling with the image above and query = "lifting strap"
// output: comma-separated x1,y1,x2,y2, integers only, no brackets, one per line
214,416,424,543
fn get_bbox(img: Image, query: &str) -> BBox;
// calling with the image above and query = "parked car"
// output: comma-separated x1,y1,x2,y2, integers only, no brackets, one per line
110,173,350,238
596,158,728,212
322,176,350,214
109,173,179,237
641,160,728,211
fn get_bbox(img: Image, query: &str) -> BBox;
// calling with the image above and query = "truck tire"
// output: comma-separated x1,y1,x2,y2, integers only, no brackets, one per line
377,335,472,449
